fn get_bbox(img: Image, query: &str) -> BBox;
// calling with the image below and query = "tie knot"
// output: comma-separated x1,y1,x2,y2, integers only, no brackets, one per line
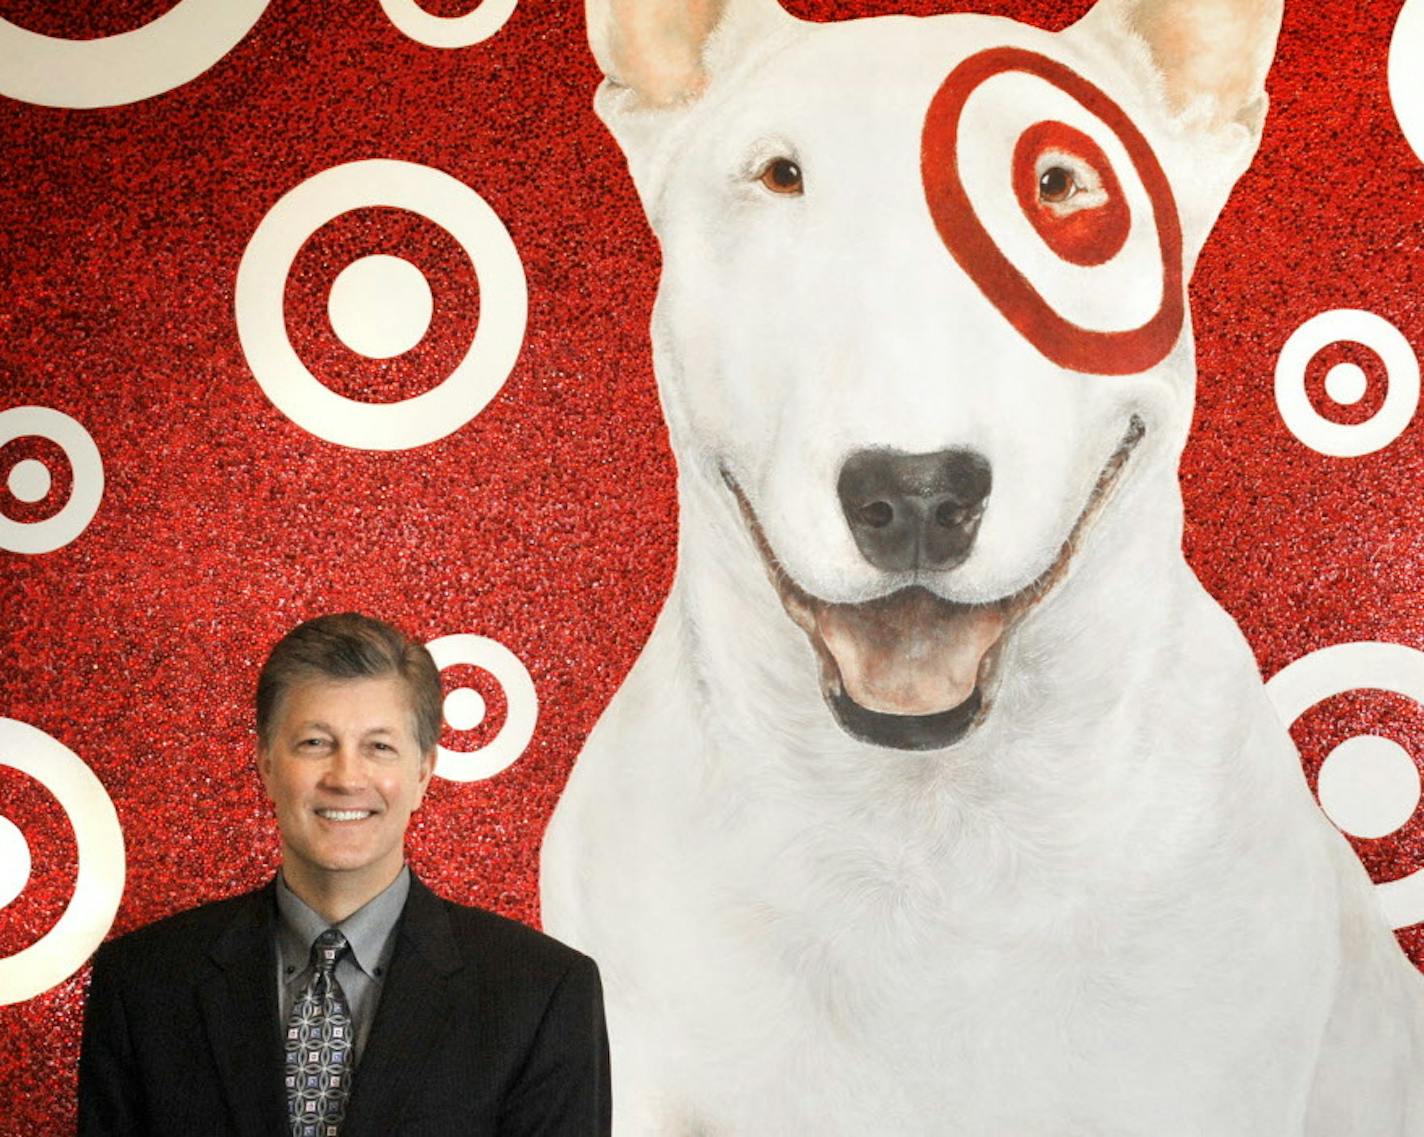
310,928,348,974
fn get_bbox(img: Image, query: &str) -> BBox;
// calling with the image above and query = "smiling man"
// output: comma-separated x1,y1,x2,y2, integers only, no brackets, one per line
78,612,611,1137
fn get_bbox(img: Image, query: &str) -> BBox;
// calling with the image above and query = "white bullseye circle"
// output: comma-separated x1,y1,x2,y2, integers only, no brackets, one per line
1390,0,1424,166
0,0,270,109
379,0,518,48
7,458,51,503
1274,310,1419,457
236,159,527,451
0,718,125,1005
443,687,488,732
1267,641,1424,929
1317,736,1422,840
328,255,434,359
1324,362,1368,407
0,817,32,911
0,407,104,555
426,635,537,782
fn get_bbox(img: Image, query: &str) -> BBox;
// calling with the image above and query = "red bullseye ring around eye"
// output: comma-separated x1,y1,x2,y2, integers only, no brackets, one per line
1012,121,1129,267
921,47,1184,375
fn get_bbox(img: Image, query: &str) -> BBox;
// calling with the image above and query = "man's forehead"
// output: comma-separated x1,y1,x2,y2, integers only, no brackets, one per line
275,675,420,729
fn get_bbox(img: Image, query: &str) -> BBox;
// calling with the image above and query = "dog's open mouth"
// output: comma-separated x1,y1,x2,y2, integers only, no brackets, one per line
726,415,1146,751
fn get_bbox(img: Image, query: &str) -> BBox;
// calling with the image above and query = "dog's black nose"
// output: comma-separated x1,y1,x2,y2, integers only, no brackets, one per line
837,448,991,572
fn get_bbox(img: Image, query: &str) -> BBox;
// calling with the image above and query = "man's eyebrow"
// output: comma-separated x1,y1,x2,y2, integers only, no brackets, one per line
291,721,400,736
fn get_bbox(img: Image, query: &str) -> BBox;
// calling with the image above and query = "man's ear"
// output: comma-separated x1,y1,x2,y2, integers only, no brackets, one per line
256,742,275,797
414,749,436,807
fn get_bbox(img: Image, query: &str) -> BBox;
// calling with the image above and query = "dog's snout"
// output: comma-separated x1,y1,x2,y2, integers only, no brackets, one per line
837,448,991,572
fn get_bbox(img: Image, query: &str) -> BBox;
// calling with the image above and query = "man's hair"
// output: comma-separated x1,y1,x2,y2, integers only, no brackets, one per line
256,612,442,755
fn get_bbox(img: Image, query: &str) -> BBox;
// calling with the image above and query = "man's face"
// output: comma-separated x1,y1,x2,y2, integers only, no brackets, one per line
258,674,434,899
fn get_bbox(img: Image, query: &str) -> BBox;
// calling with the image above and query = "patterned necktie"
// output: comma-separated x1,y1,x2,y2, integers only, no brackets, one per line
284,928,354,1137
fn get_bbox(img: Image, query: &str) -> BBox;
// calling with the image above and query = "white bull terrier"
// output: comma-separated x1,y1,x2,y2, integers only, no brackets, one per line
540,0,1424,1132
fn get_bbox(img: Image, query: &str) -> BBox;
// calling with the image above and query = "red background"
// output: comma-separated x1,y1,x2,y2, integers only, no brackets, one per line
3,0,1424,1130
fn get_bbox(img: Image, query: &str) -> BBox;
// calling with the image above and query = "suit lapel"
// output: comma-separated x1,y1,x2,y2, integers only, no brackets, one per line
341,875,464,1137
199,883,287,1137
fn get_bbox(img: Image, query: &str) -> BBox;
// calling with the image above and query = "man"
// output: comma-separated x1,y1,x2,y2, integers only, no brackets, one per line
79,612,611,1137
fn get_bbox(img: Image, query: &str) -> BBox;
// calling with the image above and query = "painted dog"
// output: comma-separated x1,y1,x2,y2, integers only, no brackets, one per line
543,1,1424,1132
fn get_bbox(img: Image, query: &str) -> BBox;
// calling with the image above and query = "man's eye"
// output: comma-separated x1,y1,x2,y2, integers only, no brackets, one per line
1038,165,1077,204
758,157,804,196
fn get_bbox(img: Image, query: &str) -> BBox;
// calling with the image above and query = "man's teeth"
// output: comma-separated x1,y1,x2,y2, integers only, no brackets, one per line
317,809,373,821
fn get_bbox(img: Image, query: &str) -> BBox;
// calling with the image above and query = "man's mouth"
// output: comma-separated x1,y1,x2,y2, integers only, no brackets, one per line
726,415,1145,751
315,809,376,822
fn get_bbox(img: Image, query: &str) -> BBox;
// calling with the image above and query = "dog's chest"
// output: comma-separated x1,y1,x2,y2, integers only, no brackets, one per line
668,951,1308,1136
615,818,1334,1136
671,947,1274,1137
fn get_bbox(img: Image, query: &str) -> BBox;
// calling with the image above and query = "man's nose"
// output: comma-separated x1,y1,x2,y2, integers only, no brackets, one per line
320,744,365,787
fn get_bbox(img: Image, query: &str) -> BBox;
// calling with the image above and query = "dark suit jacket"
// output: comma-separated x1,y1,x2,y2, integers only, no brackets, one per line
78,875,611,1136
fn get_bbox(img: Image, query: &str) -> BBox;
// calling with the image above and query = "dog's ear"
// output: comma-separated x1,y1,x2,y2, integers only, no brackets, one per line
1071,0,1282,254
587,0,792,108
1075,0,1283,138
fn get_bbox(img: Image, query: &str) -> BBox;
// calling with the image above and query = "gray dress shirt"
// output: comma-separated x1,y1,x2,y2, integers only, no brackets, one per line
274,866,409,1065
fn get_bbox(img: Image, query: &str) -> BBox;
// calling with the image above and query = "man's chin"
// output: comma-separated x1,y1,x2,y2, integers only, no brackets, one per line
279,838,405,892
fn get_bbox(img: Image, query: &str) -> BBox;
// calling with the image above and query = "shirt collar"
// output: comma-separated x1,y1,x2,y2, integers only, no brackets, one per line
275,866,410,980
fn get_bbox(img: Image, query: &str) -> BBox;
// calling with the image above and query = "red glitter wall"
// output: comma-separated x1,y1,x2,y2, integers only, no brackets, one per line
2,0,1424,1131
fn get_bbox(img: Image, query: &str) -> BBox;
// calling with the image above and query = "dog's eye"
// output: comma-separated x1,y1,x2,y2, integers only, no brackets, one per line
758,157,803,196
1012,122,1129,267
1037,159,1104,213
1038,165,1077,204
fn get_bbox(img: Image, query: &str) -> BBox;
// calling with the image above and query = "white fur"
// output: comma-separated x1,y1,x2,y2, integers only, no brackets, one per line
543,2,1424,1133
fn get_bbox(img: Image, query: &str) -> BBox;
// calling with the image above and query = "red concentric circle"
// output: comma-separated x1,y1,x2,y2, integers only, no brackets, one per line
922,46,1184,375
1012,120,1129,267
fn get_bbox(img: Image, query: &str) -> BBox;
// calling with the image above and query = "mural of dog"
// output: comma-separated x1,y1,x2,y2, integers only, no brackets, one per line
541,0,1424,1131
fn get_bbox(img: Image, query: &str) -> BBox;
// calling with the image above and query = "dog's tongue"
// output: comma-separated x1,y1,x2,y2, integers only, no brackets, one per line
816,590,1004,716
